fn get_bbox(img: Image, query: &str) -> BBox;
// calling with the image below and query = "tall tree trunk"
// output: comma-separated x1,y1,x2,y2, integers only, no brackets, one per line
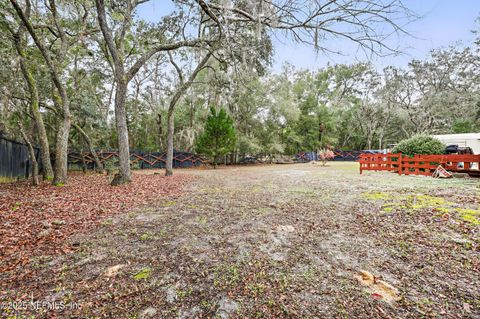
164,52,212,176
51,91,71,185
189,98,194,128
165,108,174,176
156,113,163,151
32,97,53,180
20,66,53,181
378,131,384,150
367,135,373,150
0,93,7,133
72,122,104,173
10,0,72,185
80,151,88,174
53,115,70,185
50,99,70,186
19,123,39,186
11,24,53,180
111,80,132,185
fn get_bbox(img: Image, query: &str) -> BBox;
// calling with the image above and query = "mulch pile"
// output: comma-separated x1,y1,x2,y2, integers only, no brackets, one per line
0,172,193,287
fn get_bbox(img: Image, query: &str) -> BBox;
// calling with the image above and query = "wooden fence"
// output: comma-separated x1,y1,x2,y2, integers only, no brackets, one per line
359,153,480,177
68,150,209,170
297,150,383,162
333,150,384,161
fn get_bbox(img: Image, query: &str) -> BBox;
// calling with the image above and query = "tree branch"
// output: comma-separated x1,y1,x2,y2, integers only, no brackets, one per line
127,38,206,82
9,0,68,109
169,51,213,111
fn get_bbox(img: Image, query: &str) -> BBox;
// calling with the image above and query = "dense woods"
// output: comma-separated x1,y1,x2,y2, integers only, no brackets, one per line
0,1,478,185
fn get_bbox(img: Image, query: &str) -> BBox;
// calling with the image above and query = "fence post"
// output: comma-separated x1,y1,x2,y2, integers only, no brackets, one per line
398,153,402,175
359,155,363,174
414,154,420,175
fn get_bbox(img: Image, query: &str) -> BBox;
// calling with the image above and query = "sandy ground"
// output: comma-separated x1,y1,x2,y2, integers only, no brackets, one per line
2,162,479,318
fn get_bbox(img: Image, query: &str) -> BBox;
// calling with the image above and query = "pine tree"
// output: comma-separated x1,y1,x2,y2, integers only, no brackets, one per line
196,107,237,168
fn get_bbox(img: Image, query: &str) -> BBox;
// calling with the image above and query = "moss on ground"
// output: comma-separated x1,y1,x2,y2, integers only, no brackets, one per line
363,191,479,225
458,208,480,225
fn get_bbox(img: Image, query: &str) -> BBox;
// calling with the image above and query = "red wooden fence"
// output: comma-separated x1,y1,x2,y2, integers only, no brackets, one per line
359,153,480,177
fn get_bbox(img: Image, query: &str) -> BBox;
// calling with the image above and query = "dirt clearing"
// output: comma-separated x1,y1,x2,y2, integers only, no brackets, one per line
1,162,479,318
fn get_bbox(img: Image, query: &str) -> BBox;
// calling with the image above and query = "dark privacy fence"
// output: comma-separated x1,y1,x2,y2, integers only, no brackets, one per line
0,135,38,180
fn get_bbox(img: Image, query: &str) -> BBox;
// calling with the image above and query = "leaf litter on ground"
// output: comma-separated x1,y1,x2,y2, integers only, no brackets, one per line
0,172,193,289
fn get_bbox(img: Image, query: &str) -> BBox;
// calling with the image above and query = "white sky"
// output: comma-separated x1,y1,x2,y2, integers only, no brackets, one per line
137,0,480,72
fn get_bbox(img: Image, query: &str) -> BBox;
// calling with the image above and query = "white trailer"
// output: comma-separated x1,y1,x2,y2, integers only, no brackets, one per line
433,133,480,154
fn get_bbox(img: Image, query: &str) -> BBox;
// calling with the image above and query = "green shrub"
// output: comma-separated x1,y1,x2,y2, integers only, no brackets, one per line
392,135,445,157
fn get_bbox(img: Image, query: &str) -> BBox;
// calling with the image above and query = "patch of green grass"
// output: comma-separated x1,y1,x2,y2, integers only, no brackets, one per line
301,267,316,281
2,307,37,319
362,191,392,200
0,176,17,183
251,186,262,193
176,287,193,300
247,283,266,296
458,209,480,225
290,186,316,196
365,191,480,226
133,267,152,280
463,241,474,250
57,265,69,280
434,207,450,214
10,202,22,212
139,232,154,241
406,194,452,209
195,216,208,224
161,201,176,207
30,255,52,269
365,192,458,215
200,300,214,311
277,273,291,291
101,219,114,226
265,298,278,310
214,264,241,287
397,240,414,257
